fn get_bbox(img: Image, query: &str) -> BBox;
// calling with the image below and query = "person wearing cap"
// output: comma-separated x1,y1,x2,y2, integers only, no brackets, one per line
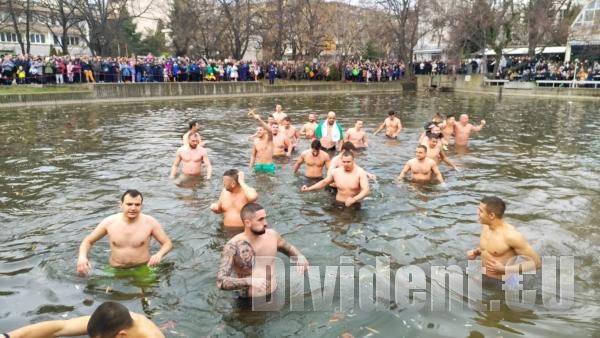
373,111,402,139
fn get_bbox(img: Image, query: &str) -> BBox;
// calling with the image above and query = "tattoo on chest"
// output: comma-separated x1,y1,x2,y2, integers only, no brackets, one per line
235,240,255,269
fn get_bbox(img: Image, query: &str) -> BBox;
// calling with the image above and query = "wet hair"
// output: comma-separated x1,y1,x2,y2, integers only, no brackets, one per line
87,301,133,337
417,145,427,152
481,196,506,218
426,131,442,139
388,110,396,116
340,151,354,159
311,139,321,150
188,132,200,140
341,141,356,152
283,116,291,122
240,202,264,222
424,121,436,130
188,120,199,130
120,189,143,202
223,169,239,182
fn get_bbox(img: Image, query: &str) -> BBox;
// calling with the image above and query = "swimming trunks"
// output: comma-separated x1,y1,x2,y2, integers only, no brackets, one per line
103,264,158,286
385,134,397,139
333,200,361,210
254,163,276,173
320,145,336,152
482,274,520,289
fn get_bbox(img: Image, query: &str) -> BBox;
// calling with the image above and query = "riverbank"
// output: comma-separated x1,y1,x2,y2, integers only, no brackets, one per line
0,80,412,108
415,74,600,100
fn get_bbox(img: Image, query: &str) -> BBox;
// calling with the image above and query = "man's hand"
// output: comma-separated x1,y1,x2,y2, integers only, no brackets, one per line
247,277,268,292
209,203,220,212
301,185,309,192
345,196,355,207
294,255,309,274
484,257,505,273
77,257,91,276
467,249,480,260
148,253,163,267
238,171,245,183
480,119,486,126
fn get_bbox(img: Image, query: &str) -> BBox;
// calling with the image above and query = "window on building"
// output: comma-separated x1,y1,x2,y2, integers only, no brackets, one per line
30,33,46,44
67,36,80,46
0,32,19,42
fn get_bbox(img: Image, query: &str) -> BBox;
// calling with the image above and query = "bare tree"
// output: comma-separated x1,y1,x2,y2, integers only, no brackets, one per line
217,0,257,59
522,0,573,57
74,0,154,56
37,0,81,55
376,0,433,75
6,0,33,54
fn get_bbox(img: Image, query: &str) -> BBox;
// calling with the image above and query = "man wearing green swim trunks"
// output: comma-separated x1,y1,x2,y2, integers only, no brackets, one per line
249,109,276,173
76,190,173,276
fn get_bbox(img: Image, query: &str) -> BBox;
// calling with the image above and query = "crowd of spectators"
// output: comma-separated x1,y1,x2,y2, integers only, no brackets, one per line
0,53,410,86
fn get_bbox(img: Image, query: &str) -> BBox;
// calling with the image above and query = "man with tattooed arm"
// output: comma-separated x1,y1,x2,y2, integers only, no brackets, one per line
216,203,309,301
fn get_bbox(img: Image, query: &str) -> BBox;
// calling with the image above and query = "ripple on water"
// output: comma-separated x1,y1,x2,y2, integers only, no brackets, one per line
0,94,599,337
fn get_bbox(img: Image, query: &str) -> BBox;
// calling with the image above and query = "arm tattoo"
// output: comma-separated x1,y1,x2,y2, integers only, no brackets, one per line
216,242,249,290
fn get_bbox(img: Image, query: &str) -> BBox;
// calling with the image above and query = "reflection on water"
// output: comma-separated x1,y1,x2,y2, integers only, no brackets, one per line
0,93,599,337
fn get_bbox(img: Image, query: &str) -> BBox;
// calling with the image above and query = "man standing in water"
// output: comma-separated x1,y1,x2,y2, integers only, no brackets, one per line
374,111,402,139
426,135,459,171
281,116,299,152
398,145,444,183
248,109,276,173
315,111,343,152
272,104,287,124
344,120,369,149
302,151,370,208
454,113,486,146
182,120,204,147
170,133,213,182
292,139,331,179
467,196,541,286
210,169,258,228
299,113,318,139
216,203,309,301
76,190,172,276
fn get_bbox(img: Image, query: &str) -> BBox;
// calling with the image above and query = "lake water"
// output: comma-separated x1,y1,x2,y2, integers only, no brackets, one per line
0,92,598,337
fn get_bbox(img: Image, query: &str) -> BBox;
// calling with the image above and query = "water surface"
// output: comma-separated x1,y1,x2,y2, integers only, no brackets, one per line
0,92,598,337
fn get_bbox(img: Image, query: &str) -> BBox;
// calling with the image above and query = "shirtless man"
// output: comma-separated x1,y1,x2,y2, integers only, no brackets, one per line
344,120,369,149
292,139,331,178
426,136,458,171
4,302,164,338
467,196,541,285
374,111,402,139
272,104,287,124
398,145,444,183
302,151,370,208
315,111,343,152
454,113,486,146
76,190,172,276
329,142,376,181
441,115,455,145
299,113,318,139
248,109,276,173
170,132,213,181
210,169,258,228
281,116,299,151
216,203,309,299
271,123,292,157
182,120,204,147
